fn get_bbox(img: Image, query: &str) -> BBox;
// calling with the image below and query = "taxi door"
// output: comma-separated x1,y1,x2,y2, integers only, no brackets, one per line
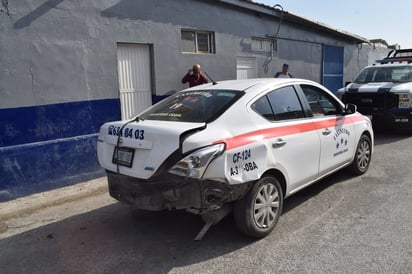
317,116,356,174
254,86,321,190
299,84,357,175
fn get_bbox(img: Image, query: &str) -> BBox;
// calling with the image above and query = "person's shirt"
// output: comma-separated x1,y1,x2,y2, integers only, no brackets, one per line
182,73,208,87
274,72,293,78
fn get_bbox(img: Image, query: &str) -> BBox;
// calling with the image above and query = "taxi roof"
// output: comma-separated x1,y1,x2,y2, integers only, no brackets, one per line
188,78,315,93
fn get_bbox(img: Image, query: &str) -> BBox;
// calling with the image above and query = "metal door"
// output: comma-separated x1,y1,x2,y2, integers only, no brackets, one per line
322,45,344,94
117,44,152,120
236,57,256,79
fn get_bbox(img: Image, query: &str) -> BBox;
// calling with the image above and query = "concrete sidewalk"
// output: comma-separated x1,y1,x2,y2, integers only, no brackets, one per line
0,177,109,224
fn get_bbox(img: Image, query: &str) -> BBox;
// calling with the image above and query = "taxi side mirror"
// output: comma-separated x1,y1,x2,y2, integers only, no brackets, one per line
344,103,357,114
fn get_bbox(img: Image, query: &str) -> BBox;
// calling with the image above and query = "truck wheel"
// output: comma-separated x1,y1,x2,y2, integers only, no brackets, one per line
349,134,372,175
234,176,283,238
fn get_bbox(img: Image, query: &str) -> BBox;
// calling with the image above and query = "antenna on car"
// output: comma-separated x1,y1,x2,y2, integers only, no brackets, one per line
204,71,217,85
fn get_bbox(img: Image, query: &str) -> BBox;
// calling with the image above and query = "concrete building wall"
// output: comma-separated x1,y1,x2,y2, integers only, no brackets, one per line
0,0,391,200
343,43,392,83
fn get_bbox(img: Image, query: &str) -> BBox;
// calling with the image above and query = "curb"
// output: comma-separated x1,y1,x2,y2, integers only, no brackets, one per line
0,177,108,222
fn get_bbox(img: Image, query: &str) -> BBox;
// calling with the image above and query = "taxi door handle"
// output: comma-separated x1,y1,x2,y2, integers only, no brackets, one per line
272,139,286,148
322,128,332,135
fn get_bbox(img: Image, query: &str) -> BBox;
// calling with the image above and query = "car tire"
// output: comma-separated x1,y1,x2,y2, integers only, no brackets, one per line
349,134,372,175
234,176,283,238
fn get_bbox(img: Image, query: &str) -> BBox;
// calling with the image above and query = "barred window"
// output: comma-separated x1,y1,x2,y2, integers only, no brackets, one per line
181,30,215,54
252,37,276,52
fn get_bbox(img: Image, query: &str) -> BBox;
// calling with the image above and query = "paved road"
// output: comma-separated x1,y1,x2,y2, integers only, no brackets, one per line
0,131,411,274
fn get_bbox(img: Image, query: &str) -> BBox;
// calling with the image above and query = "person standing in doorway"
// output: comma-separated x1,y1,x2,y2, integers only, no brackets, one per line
274,63,293,78
182,64,208,87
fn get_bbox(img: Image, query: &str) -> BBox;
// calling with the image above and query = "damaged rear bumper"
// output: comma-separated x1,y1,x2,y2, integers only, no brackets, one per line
106,171,251,214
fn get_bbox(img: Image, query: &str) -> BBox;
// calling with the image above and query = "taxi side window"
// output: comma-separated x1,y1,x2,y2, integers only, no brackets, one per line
251,96,275,121
267,86,305,121
301,85,339,116
252,86,304,121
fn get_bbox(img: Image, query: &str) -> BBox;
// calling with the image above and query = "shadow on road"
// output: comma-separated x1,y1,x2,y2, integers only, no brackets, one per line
282,169,352,215
0,202,254,273
0,167,356,274
373,128,411,146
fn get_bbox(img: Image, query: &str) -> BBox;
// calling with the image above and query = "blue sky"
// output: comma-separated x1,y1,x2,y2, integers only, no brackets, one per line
254,0,411,48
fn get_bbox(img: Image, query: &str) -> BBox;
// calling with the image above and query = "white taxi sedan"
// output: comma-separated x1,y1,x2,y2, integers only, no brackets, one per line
97,78,373,239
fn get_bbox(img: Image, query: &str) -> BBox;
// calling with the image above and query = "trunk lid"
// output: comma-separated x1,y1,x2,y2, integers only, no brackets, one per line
97,120,205,179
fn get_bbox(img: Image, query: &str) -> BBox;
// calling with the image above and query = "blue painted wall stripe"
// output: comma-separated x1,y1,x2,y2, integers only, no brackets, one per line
0,134,105,200
0,98,121,201
0,98,121,147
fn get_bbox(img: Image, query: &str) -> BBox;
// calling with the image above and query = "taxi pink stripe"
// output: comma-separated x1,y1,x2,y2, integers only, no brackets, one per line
213,114,366,150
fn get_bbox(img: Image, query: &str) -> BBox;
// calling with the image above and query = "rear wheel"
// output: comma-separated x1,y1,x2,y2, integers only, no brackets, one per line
349,134,372,175
234,176,283,238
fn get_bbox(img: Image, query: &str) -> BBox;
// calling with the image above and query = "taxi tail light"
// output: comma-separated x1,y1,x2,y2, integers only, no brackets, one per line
168,143,225,179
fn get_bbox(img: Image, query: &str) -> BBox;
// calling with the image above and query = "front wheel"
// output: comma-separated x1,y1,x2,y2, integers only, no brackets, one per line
349,134,372,175
234,176,283,238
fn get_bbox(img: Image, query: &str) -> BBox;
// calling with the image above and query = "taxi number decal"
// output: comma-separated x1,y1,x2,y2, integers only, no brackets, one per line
108,126,145,140
230,162,258,176
232,149,251,163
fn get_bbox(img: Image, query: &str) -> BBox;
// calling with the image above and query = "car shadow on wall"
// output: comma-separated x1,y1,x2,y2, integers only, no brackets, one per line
14,0,66,29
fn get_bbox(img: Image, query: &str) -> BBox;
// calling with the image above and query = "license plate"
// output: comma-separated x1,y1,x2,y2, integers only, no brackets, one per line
394,118,409,123
112,147,135,167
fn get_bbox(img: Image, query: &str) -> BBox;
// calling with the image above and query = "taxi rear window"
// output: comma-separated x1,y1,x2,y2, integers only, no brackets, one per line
139,90,244,122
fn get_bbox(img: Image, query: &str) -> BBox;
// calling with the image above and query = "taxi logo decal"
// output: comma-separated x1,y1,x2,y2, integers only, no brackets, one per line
333,127,351,157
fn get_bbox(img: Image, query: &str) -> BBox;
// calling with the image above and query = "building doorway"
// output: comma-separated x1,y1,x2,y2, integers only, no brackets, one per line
322,45,344,93
236,57,257,79
116,43,153,120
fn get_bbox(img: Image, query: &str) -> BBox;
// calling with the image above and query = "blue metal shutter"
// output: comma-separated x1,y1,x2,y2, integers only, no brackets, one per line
322,45,344,94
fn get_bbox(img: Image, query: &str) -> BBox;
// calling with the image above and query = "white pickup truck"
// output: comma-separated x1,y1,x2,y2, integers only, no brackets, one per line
338,49,412,131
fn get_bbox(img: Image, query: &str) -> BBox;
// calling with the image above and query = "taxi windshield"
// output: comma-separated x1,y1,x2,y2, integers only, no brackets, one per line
354,66,412,84
139,89,244,122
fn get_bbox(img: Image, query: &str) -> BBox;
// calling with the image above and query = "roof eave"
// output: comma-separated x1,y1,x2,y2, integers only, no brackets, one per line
217,0,369,43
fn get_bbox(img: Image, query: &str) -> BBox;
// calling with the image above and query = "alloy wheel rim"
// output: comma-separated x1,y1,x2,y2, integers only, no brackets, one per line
357,140,371,170
253,183,280,229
